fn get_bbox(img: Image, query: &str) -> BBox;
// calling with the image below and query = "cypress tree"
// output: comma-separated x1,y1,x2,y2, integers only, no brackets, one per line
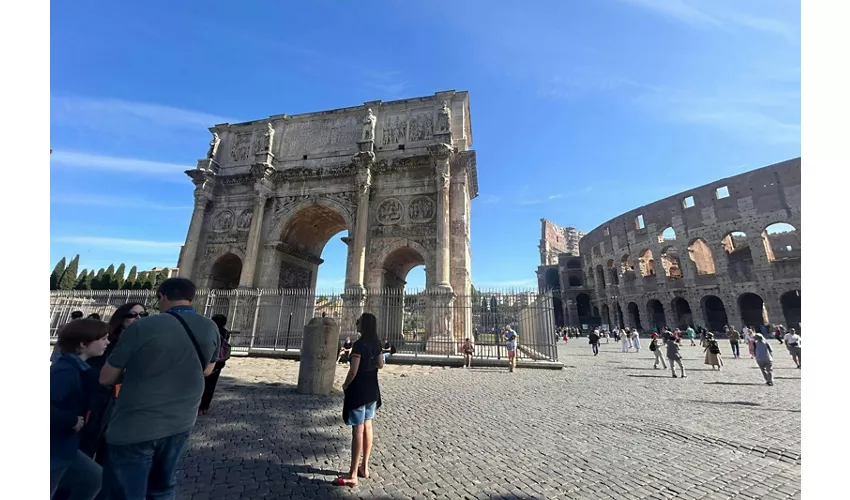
74,268,89,290
102,264,116,290
143,271,157,290
155,268,171,287
84,270,95,290
112,263,126,290
92,268,106,290
59,254,80,290
122,266,138,290
133,272,148,290
50,257,66,290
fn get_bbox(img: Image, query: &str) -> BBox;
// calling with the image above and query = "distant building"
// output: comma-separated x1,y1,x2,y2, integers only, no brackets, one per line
150,267,180,278
539,218,584,265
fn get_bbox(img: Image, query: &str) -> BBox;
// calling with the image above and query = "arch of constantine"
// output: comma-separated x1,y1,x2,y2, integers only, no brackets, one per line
176,91,478,347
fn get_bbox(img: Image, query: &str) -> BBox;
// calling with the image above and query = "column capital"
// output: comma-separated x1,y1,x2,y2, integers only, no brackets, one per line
193,189,214,208
187,167,216,190
254,179,273,202
427,143,454,160
352,151,375,169
251,162,277,182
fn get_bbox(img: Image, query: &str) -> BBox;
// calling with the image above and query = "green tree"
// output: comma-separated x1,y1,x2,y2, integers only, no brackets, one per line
133,272,148,290
74,268,89,290
59,254,80,290
122,266,138,290
84,270,95,290
154,268,171,288
142,271,157,290
102,264,116,290
111,263,126,289
50,257,67,290
92,268,106,290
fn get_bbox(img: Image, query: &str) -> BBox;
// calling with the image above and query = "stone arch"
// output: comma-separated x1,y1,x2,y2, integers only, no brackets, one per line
620,254,636,283
638,249,655,277
576,293,592,319
552,296,565,327
671,297,693,328
780,290,801,330
210,253,243,290
366,238,433,290
544,268,560,290
601,304,611,327
595,264,606,288
267,196,355,244
660,246,684,279
592,245,602,259
615,303,624,328
761,222,800,262
566,258,582,269
568,275,582,287
592,305,600,318
375,244,428,344
606,259,619,285
701,295,728,332
722,231,754,281
647,299,666,331
738,292,767,328
658,226,676,243
688,238,716,275
627,302,643,330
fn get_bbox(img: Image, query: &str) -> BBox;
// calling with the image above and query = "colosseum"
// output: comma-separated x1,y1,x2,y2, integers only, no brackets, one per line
536,157,801,334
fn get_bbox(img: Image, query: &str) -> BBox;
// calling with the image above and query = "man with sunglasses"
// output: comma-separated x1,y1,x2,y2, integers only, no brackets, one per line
99,278,220,500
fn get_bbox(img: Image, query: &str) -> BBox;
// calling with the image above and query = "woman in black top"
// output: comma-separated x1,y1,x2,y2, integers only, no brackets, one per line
199,314,230,414
335,313,384,487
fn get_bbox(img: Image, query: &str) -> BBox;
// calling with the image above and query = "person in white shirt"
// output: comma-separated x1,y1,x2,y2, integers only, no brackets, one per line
743,330,755,359
784,329,801,368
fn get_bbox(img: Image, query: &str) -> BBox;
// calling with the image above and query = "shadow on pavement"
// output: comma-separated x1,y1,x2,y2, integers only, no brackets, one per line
703,381,767,386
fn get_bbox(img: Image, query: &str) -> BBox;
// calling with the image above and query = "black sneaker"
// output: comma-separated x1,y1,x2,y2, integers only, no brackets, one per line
672,374,678,378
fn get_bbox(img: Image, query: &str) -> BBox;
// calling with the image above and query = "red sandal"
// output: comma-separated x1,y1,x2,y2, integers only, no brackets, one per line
333,477,358,487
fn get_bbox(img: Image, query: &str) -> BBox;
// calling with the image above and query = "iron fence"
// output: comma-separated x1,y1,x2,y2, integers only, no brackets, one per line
49,288,559,362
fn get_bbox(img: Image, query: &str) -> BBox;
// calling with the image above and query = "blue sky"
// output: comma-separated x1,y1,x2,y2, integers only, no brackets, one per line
50,0,800,290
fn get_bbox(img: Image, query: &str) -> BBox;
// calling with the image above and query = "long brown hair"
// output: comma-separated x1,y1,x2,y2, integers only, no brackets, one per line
107,302,146,342
358,312,379,343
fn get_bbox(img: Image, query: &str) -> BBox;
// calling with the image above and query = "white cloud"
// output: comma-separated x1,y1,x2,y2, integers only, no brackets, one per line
616,0,720,27
51,94,236,131
52,236,183,253
548,194,563,200
51,151,193,180
51,194,192,211
478,194,502,204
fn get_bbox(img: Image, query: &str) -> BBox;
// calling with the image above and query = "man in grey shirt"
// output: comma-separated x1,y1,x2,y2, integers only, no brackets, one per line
753,333,775,386
100,277,220,499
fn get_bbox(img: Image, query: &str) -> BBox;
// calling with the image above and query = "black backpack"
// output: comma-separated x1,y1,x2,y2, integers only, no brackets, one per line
649,340,657,351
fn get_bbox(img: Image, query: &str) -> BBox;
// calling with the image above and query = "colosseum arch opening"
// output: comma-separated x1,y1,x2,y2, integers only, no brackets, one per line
621,254,636,283
576,293,592,324
595,264,606,288
722,231,754,281
762,222,800,262
568,275,582,287
638,249,655,277
601,304,611,327
658,226,676,243
615,303,624,328
566,258,582,269
701,295,728,332
607,259,619,285
647,299,666,330
210,253,243,290
671,297,693,328
688,238,716,275
660,246,684,279
780,290,801,330
627,302,643,330
544,267,561,290
738,292,767,328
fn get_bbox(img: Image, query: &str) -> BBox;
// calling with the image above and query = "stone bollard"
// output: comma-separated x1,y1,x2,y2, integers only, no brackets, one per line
297,317,340,395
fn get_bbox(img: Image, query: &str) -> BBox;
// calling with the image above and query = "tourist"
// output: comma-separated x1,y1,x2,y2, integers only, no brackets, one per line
649,333,667,370
71,311,85,321
381,338,396,364
753,333,775,386
99,278,220,499
603,329,610,343
505,326,519,372
620,328,631,352
588,329,600,356
703,332,724,371
51,319,110,500
686,325,696,346
666,337,686,378
728,326,741,359
338,336,353,364
336,312,384,487
199,314,232,415
52,312,90,363
743,328,756,359
461,338,474,368
78,301,148,497
87,313,101,321
784,329,801,368
631,329,641,353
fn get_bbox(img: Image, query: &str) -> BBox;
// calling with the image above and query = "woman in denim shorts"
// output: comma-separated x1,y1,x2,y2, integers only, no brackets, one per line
336,313,384,487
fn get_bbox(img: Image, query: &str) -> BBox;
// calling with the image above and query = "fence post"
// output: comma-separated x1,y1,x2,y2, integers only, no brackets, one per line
202,291,213,317
248,289,262,353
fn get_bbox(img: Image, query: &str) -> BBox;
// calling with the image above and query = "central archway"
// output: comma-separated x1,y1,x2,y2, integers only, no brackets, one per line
276,203,349,289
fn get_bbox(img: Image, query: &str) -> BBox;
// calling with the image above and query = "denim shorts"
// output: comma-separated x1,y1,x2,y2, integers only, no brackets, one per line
347,401,377,426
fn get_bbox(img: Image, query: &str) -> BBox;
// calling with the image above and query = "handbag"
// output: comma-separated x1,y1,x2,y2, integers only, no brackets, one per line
166,311,207,371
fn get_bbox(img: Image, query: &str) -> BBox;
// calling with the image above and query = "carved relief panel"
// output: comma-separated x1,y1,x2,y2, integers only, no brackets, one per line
236,208,253,231
377,198,404,225
279,265,312,288
408,110,434,142
408,196,435,223
212,210,235,232
381,114,408,146
230,133,252,162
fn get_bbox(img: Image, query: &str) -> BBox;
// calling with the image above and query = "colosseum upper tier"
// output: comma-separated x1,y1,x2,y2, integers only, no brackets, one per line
537,157,801,333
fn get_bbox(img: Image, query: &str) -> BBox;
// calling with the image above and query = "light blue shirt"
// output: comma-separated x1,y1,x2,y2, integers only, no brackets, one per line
754,341,773,362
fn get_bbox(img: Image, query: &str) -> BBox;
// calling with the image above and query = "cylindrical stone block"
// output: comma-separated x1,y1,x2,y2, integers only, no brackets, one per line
297,317,340,395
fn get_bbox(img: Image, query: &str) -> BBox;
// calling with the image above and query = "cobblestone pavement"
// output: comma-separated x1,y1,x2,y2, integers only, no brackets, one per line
178,339,801,499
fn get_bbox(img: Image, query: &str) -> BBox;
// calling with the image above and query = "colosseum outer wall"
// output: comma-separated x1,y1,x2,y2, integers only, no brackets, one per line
569,157,801,333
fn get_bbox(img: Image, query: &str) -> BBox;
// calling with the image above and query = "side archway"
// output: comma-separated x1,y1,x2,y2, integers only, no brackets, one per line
738,292,767,328
638,249,655,277
544,268,561,290
607,259,619,285
660,246,684,279
780,290,801,330
595,264,606,288
647,299,666,331
601,304,611,327
576,293,592,322
210,253,243,290
701,295,728,332
722,231,754,281
762,222,800,262
671,297,693,329
688,238,716,275
627,302,643,330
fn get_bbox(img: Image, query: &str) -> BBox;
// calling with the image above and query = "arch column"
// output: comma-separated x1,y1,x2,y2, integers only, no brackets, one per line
342,152,373,336
178,187,214,280
238,185,271,287
429,143,453,291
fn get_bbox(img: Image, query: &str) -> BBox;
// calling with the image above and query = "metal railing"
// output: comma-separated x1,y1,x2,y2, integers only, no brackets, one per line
49,288,559,362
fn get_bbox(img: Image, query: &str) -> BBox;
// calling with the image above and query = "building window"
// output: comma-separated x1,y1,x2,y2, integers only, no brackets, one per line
635,215,645,230
603,226,610,236
682,196,695,208
715,186,730,199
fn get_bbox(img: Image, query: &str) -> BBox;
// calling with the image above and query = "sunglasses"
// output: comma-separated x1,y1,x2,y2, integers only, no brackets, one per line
125,311,149,319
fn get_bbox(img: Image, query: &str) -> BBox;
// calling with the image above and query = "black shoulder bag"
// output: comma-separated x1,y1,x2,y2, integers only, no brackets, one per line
166,311,207,371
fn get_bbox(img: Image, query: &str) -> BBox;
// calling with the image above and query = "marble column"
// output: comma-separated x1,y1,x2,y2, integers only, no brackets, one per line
342,153,373,334
178,189,213,280
238,187,271,287
429,143,453,290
